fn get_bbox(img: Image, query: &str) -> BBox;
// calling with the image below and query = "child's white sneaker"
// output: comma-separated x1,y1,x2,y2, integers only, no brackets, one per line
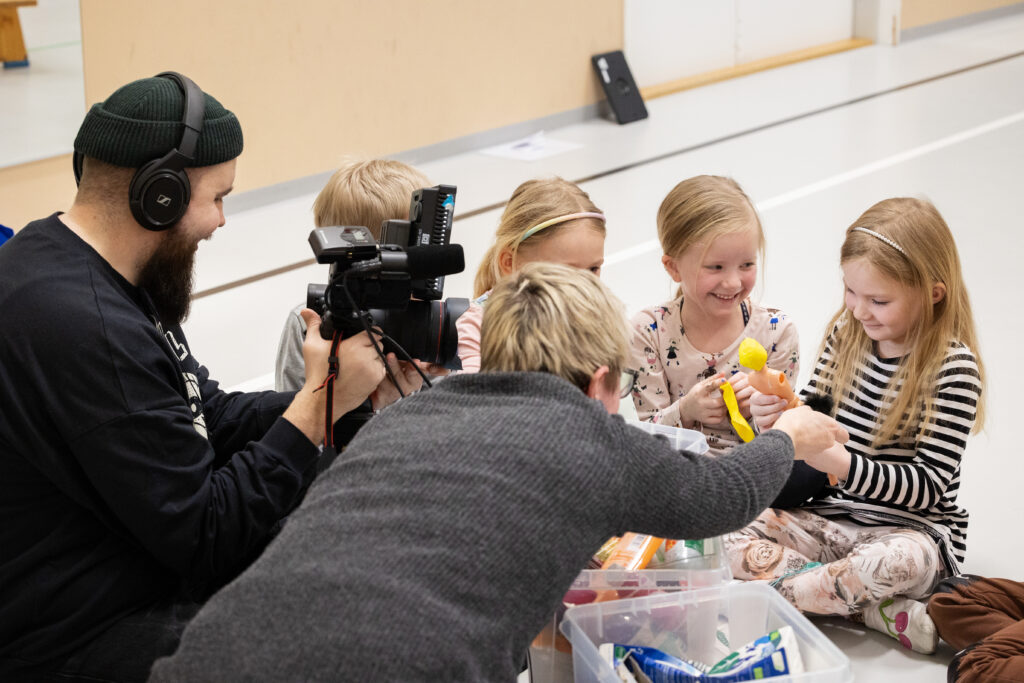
863,597,937,654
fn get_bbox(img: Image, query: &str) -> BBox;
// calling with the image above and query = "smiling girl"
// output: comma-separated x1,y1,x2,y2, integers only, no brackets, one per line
731,197,986,654
628,175,799,455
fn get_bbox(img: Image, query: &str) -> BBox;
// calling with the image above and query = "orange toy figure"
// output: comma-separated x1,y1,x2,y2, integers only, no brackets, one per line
738,337,838,486
738,338,800,409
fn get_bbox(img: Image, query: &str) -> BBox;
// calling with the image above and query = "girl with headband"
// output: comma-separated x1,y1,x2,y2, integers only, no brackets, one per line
456,177,606,373
628,175,801,458
730,197,986,654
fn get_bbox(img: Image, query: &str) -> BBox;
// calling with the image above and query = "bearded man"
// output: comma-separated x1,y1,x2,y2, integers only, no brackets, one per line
0,73,397,682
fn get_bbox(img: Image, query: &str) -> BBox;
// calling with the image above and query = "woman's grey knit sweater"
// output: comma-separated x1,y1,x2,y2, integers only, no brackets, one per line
150,371,793,682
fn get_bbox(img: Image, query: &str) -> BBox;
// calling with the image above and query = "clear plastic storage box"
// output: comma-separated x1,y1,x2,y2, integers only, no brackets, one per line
624,418,710,455
528,420,715,681
528,537,731,682
560,582,852,683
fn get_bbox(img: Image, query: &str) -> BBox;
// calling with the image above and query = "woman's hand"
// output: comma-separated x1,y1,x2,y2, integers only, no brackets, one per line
802,441,852,482
772,405,849,461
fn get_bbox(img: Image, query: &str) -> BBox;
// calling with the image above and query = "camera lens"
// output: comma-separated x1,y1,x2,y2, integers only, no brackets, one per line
368,297,470,368
306,283,327,313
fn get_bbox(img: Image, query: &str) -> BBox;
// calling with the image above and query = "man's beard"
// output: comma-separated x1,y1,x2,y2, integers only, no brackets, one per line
137,227,197,327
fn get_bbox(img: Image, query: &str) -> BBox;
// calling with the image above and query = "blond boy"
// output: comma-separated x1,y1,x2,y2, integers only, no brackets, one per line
154,263,844,682
275,159,431,392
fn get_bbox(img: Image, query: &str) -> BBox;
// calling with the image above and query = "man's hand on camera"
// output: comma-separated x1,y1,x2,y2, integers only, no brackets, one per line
283,310,386,444
326,332,387,423
370,354,425,411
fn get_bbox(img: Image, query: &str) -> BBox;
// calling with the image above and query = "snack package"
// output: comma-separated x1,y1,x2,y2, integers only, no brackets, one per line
649,539,706,569
706,625,804,679
594,534,663,603
602,533,662,571
600,625,805,682
601,643,707,682
589,536,621,569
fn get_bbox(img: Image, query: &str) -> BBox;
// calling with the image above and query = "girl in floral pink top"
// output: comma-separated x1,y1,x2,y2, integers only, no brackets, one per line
629,176,799,456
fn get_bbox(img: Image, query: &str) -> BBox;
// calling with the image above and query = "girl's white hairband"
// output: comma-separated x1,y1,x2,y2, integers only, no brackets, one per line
518,212,605,244
851,226,905,255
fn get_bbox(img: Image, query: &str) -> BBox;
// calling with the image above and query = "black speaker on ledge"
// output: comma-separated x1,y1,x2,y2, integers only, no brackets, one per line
591,50,648,124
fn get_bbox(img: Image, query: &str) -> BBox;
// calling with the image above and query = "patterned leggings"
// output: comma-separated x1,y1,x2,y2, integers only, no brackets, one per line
724,508,945,616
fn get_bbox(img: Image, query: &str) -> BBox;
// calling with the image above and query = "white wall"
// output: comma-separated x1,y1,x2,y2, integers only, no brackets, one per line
855,0,903,45
736,0,854,61
624,0,856,88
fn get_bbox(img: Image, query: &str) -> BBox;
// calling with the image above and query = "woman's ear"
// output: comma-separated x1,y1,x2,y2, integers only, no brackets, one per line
661,254,682,283
585,366,610,400
498,248,516,277
586,365,620,414
932,281,947,305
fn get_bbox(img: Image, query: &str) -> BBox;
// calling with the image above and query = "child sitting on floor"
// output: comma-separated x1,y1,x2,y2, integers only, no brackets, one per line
729,197,986,654
457,176,606,372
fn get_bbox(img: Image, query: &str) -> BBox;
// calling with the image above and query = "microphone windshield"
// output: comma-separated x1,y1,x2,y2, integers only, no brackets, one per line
405,244,465,278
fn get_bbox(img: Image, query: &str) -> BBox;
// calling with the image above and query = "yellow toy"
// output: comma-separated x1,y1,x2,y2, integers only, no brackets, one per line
719,381,754,443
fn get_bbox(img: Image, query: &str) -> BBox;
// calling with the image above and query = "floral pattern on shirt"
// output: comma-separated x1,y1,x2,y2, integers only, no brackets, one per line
628,296,800,456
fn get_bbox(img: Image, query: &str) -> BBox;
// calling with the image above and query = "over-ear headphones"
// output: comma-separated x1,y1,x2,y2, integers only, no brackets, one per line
73,71,205,232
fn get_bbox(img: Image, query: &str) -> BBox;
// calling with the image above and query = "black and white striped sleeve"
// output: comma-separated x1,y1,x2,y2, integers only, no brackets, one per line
843,348,980,510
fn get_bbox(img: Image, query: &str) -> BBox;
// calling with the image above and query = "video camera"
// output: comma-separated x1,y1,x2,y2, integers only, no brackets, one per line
306,185,469,369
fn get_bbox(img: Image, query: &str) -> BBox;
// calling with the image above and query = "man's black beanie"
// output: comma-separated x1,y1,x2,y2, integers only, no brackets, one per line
73,75,243,168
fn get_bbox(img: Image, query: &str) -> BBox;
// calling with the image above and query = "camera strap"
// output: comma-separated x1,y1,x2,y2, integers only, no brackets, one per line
320,331,343,452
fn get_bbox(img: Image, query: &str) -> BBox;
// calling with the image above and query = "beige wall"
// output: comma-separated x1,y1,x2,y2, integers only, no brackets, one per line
0,155,78,230
902,0,1024,30
0,0,622,230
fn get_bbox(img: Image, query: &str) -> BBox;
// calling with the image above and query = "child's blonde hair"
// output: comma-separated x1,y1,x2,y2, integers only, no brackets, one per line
657,175,765,296
820,197,986,443
473,177,605,298
481,262,629,393
313,158,432,236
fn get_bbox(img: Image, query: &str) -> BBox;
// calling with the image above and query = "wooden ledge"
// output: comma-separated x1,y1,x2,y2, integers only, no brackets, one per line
640,37,874,101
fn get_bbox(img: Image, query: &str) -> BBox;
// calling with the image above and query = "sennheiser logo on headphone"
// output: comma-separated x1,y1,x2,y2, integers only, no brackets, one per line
156,195,173,207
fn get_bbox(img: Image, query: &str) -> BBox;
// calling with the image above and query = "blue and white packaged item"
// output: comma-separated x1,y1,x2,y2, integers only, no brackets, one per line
600,624,804,682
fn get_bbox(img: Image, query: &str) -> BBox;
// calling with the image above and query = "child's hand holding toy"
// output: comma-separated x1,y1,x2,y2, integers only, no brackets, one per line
726,371,755,417
750,392,789,430
678,372,727,428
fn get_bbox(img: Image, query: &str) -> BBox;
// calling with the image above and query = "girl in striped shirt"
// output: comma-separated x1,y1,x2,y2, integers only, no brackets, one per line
725,197,986,654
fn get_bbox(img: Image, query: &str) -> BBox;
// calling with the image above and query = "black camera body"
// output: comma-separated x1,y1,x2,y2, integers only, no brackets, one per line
306,185,468,369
